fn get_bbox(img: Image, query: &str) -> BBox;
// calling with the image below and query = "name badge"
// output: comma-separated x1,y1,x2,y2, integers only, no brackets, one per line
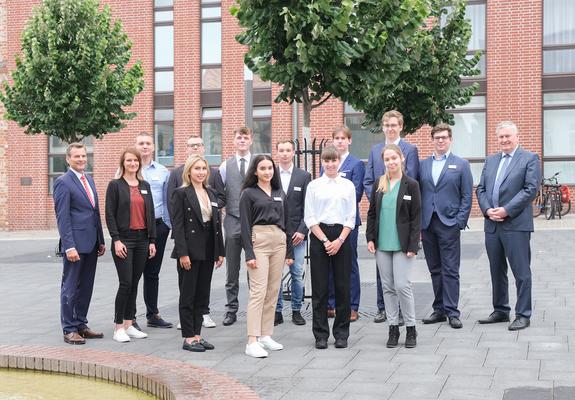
273,197,282,202
448,164,457,169
294,186,302,192
211,201,218,207
151,176,160,181
339,172,347,177
403,195,411,200
141,190,148,194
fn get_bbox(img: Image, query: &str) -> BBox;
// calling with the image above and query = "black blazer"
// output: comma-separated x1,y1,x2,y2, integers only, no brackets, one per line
281,167,312,237
170,185,224,261
366,174,421,254
167,164,218,221
105,178,156,244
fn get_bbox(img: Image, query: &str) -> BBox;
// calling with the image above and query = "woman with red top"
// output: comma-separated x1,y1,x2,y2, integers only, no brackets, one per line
106,147,157,343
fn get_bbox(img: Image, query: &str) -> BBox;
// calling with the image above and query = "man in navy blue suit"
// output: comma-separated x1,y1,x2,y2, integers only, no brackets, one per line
476,121,540,331
326,126,365,322
53,142,106,345
364,110,419,323
419,124,473,329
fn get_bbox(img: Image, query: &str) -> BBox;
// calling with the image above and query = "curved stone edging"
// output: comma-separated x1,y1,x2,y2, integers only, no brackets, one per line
0,345,259,400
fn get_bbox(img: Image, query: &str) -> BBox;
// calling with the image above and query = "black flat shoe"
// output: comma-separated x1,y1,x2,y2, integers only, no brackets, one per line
477,311,510,324
334,338,348,349
422,312,447,324
147,314,173,329
448,317,463,329
183,340,205,352
222,312,237,326
315,338,328,349
274,311,284,326
292,311,306,326
508,316,530,331
199,338,215,350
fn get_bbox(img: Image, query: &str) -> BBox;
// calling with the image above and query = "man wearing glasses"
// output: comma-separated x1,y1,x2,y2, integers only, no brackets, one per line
364,110,420,324
419,123,473,329
167,134,218,328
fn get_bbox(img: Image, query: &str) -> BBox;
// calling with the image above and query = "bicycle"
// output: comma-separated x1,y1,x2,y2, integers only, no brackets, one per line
532,172,571,219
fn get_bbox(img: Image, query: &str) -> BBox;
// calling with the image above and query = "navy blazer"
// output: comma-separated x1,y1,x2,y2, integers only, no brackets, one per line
364,139,419,199
54,170,105,254
281,166,312,237
476,147,541,233
419,153,474,230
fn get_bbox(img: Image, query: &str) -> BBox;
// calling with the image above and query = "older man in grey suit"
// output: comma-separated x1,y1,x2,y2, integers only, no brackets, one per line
476,121,540,331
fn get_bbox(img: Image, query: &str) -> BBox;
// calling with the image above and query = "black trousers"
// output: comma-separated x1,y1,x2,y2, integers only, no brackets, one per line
178,227,215,337
143,220,169,319
310,224,351,341
112,230,149,324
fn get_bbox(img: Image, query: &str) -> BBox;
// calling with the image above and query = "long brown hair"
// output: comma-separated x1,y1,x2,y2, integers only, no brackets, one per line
376,144,404,193
115,147,144,180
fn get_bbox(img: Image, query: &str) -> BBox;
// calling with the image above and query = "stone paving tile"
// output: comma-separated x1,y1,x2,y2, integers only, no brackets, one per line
386,371,448,385
394,362,443,375
282,391,345,400
502,387,553,400
491,368,547,390
389,382,444,399
438,388,505,400
436,365,495,376
336,381,398,397
342,369,395,383
483,358,540,369
443,374,493,390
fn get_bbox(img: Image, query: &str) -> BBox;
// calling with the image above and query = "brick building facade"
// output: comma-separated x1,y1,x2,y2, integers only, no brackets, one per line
0,0,574,230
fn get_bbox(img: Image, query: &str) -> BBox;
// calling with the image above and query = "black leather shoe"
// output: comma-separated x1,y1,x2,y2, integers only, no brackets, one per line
374,310,387,323
292,311,306,326
477,311,510,324
334,338,348,349
274,311,284,326
448,317,463,329
147,314,173,328
198,338,215,350
183,340,205,352
386,325,399,348
422,312,447,325
222,312,237,326
508,316,530,331
315,338,328,349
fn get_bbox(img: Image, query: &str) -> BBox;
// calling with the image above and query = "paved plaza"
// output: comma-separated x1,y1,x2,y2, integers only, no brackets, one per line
2,216,575,399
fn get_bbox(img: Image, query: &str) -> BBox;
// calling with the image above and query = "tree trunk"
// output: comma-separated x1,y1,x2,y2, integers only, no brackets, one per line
302,95,313,174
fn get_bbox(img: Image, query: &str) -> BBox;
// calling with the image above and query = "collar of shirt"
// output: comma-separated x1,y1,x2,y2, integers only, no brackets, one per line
432,150,450,161
70,168,84,180
280,164,293,175
320,174,339,184
502,146,518,158
236,153,251,164
339,152,349,170
385,137,401,146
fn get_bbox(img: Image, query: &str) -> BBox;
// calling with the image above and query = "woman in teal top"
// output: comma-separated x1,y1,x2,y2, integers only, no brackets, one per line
366,144,421,349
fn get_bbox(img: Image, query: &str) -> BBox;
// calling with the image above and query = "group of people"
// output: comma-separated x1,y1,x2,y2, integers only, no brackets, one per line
53,109,540,358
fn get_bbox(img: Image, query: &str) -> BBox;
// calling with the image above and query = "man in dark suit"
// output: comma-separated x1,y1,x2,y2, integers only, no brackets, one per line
53,142,106,345
327,126,365,322
364,110,419,323
274,140,312,326
419,123,473,329
476,121,540,331
167,133,218,329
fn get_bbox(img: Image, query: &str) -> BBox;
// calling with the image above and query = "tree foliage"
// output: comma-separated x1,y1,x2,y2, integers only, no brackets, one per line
0,0,144,143
232,0,478,135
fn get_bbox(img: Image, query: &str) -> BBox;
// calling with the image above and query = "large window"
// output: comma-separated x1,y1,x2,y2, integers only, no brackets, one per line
201,108,222,165
48,137,93,193
154,0,174,166
543,92,575,183
345,103,380,161
544,0,575,74
465,1,486,77
201,1,221,91
252,106,272,155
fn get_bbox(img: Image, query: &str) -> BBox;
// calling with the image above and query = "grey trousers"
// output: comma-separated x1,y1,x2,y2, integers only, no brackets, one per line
375,250,416,327
224,214,243,314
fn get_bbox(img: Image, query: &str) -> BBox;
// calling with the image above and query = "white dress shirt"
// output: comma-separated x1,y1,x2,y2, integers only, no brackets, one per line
279,164,293,193
304,174,356,229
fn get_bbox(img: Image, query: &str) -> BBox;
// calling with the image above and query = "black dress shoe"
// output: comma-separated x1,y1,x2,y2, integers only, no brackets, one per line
182,340,205,352
292,311,306,326
422,312,447,325
448,317,463,329
198,338,215,350
373,310,387,323
222,312,237,326
477,312,510,324
334,338,348,349
147,314,173,328
508,316,530,331
315,338,328,349
274,311,284,326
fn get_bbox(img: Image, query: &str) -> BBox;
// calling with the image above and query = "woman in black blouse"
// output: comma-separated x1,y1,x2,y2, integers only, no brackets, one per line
240,155,294,358
105,147,156,343
171,155,224,352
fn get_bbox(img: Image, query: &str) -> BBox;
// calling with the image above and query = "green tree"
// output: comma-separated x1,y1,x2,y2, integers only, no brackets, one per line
0,0,144,144
232,0,478,139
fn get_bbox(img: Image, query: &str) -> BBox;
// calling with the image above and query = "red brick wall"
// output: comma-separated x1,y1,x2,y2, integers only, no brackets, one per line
0,0,7,229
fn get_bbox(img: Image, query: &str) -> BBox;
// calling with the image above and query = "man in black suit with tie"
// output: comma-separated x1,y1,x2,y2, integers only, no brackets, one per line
274,140,312,326
476,121,540,331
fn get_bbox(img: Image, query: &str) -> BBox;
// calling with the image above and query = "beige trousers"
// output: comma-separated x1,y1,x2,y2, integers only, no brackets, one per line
246,225,286,337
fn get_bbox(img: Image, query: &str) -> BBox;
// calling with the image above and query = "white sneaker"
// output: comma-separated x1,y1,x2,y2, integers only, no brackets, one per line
202,314,216,328
245,342,268,358
177,322,181,330
113,328,130,343
258,336,284,351
126,325,148,339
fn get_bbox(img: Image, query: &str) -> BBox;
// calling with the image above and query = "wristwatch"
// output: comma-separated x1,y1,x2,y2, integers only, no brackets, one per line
321,237,328,243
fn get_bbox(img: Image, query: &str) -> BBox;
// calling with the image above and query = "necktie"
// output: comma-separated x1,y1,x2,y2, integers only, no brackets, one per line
492,154,511,208
240,158,246,179
80,175,96,208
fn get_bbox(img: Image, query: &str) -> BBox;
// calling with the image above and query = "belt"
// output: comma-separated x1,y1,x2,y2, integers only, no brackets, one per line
155,218,164,225
319,223,342,227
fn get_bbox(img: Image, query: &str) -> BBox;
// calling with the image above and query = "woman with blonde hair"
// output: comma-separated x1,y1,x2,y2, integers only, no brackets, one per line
106,147,157,343
171,155,224,352
366,144,421,348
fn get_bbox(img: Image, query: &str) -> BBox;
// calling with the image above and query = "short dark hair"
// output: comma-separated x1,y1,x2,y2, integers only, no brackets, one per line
234,126,252,138
242,155,281,190
276,140,295,150
321,145,340,161
430,123,452,139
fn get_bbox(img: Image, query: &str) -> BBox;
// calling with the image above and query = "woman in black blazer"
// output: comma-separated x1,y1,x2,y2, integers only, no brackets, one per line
106,147,157,343
171,155,224,352
366,144,421,349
